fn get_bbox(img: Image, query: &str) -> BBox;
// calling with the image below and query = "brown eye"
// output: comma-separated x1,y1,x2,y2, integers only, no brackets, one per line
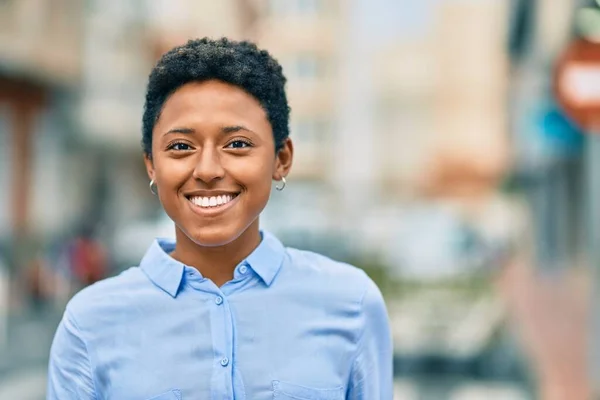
226,140,252,149
168,142,192,151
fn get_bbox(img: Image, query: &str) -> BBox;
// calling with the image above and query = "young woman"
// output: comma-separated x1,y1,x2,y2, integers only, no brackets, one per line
48,38,392,400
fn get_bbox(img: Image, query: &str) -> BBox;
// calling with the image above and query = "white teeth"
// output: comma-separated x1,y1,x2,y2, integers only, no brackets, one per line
190,194,236,208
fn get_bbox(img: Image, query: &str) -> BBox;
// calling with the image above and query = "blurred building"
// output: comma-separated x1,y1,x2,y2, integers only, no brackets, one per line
373,0,510,200
0,0,522,275
261,0,518,266
0,0,83,269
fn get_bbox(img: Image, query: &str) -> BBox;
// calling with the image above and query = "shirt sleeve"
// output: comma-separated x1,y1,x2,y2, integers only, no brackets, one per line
47,309,96,400
347,276,393,399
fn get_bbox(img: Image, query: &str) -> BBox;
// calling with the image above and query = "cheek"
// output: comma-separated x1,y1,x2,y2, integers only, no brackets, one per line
244,163,274,205
153,159,192,209
154,159,191,187
229,154,274,185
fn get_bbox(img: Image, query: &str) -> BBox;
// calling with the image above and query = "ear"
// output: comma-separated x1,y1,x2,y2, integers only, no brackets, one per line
273,138,294,180
144,153,155,182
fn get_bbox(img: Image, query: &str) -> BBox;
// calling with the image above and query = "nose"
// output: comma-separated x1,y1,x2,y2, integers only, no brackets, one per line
192,146,225,184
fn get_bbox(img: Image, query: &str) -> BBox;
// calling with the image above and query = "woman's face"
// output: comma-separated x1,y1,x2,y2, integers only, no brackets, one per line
145,80,293,247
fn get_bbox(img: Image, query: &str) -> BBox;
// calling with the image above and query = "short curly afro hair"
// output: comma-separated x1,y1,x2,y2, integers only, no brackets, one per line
142,37,290,157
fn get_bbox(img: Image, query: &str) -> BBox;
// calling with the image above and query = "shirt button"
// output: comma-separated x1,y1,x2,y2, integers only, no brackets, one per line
220,357,229,367
239,265,248,274
215,296,223,305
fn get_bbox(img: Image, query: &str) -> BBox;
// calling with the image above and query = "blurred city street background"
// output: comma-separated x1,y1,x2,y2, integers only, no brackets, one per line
1,0,599,398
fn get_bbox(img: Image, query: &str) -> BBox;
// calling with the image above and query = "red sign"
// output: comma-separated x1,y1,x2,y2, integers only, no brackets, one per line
554,38,600,132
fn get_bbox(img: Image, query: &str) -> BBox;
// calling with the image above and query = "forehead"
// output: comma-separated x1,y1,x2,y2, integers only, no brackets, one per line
155,80,269,130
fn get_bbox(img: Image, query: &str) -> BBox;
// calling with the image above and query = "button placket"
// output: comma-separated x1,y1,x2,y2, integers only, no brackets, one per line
209,289,234,396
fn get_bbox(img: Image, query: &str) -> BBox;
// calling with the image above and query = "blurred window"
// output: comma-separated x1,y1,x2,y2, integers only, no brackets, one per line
269,0,321,15
293,118,330,144
297,0,320,13
296,55,318,78
286,53,325,79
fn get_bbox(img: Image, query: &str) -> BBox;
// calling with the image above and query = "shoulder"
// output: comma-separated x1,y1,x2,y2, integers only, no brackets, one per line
65,267,148,330
283,247,382,305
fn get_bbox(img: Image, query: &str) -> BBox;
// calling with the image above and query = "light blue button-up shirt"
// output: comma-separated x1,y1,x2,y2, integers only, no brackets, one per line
47,231,393,399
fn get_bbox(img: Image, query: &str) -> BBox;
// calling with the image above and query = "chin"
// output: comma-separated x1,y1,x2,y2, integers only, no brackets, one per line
185,225,244,247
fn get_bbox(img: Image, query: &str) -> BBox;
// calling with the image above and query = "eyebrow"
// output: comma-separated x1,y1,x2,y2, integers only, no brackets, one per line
163,125,254,136
164,127,194,135
221,125,254,134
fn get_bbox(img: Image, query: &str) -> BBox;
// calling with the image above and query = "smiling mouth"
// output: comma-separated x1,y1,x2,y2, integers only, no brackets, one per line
186,193,240,209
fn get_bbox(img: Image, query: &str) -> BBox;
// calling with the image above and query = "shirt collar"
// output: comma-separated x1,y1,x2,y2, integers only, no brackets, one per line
140,239,185,298
246,231,286,286
140,231,286,296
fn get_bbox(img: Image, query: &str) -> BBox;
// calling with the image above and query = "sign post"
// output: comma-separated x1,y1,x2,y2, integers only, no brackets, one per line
554,36,600,395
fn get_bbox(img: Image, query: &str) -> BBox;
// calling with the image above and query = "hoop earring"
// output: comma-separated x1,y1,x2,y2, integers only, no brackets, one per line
275,176,286,191
149,179,157,195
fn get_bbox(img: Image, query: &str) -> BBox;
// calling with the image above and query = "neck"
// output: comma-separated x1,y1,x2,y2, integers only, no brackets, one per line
170,221,262,287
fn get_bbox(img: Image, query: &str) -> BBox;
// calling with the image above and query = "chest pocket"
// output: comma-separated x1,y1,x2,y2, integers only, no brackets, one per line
146,389,182,400
272,380,344,400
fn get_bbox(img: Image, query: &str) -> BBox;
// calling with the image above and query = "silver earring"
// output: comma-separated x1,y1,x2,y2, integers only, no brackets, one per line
149,179,157,195
275,176,286,191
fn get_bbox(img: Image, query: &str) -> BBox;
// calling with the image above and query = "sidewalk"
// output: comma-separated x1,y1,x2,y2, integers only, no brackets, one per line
496,260,590,400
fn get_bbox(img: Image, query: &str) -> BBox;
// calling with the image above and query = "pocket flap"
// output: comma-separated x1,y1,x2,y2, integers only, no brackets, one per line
146,389,182,400
273,380,343,400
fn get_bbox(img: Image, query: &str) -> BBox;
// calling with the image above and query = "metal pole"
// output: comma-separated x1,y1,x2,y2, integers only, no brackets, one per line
587,133,600,394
